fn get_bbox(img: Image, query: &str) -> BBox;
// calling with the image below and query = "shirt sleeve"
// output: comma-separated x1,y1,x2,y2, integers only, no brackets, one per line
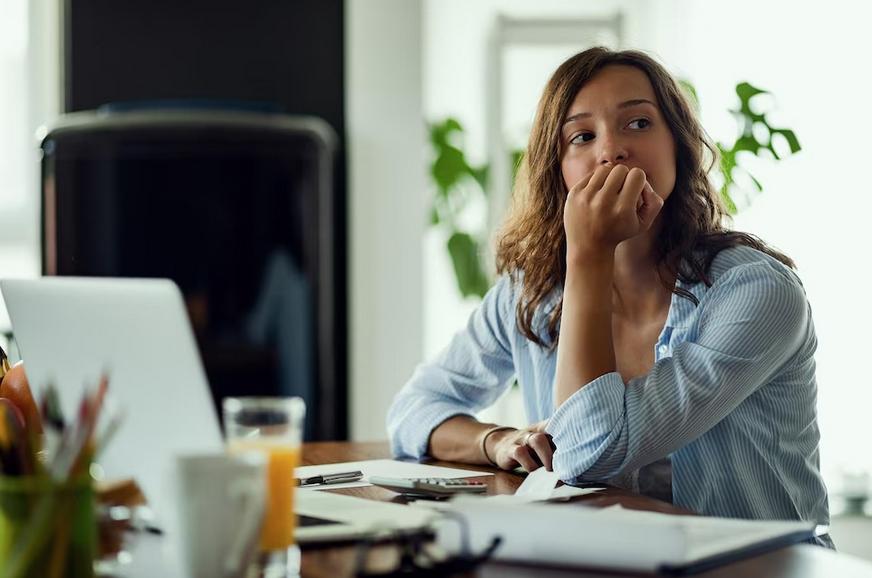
387,275,519,461
546,262,811,482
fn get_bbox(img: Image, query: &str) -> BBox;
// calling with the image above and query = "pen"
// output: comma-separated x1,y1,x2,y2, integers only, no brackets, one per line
294,470,363,487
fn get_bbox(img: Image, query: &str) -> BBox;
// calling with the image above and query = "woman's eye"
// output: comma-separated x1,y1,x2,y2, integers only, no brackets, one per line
570,133,595,145
628,118,651,130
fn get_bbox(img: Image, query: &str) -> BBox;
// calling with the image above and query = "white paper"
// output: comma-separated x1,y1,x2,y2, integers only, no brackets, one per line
549,484,605,500
510,468,605,502
514,467,561,499
295,459,493,490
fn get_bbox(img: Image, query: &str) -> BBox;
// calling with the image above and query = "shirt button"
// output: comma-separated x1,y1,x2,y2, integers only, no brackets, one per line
658,344,668,356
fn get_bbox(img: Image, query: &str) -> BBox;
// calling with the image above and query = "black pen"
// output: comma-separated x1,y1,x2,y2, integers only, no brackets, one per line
294,470,364,487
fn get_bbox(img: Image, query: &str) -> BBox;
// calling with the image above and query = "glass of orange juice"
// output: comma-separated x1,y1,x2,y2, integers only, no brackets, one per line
223,397,305,578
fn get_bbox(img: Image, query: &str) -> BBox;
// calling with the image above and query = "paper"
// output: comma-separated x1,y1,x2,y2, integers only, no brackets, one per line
506,468,605,503
294,459,493,490
514,468,561,499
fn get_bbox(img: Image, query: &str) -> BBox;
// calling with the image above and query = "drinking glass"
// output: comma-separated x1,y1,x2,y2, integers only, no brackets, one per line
223,397,305,578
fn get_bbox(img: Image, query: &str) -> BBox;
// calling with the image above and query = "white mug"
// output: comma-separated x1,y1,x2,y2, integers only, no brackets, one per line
175,453,267,578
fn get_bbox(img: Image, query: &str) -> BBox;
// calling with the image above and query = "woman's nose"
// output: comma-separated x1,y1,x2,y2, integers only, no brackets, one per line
598,134,628,166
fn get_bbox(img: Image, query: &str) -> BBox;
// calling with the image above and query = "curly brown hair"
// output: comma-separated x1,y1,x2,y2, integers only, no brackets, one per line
495,47,794,350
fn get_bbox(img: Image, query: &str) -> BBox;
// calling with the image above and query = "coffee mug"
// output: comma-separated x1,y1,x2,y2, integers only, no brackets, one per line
175,453,267,578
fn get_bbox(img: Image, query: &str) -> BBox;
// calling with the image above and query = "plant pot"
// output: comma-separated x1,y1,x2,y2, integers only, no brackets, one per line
0,475,96,578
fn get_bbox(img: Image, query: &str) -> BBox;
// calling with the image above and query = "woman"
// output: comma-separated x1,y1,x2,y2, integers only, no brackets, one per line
387,47,830,543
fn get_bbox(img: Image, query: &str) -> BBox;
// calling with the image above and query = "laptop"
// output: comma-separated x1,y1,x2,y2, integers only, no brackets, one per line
0,277,224,523
0,276,432,544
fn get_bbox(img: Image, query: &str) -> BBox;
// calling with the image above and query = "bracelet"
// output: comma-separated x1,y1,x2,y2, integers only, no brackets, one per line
479,426,516,467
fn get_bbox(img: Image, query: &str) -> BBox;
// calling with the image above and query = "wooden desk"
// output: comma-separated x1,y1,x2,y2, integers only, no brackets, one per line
300,442,872,578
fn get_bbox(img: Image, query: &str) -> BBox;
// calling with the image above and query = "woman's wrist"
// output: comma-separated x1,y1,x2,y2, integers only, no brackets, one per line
566,246,615,270
479,425,516,467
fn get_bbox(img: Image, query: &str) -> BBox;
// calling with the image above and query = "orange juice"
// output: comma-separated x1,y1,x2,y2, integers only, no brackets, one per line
228,439,301,550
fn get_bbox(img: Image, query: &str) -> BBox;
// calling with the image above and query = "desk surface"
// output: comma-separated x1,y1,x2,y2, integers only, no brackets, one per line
300,441,872,578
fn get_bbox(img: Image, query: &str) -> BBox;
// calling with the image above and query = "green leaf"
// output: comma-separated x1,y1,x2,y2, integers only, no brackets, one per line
429,123,445,148
720,185,738,214
447,232,490,299
732,134,763,156
718,142,737,176
717,142,738,214
735,82,768,123
748,172,763,192
432,146,466,194
770,128,801,154
511,149,525,185
444,118,462,133
470,164,489,192
431,205,440,226
736,82,767,102
678,79,700,113
429,119,464,156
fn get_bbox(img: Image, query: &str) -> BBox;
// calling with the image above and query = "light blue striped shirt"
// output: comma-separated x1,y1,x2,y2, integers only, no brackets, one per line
388,246,831,542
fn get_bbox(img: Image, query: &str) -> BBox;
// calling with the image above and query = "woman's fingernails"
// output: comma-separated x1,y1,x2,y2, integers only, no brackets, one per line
645,182,654,194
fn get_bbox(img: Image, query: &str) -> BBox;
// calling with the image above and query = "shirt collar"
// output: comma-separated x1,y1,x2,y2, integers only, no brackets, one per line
664,268,708,329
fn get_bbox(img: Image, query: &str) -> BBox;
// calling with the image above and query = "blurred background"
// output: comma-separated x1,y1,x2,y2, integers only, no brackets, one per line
1,0,869,550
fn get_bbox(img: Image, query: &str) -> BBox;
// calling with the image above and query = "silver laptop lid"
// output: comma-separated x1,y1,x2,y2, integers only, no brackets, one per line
0,276,223,520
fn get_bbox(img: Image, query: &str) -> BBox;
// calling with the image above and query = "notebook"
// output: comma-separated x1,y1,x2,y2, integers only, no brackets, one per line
435,498,817,574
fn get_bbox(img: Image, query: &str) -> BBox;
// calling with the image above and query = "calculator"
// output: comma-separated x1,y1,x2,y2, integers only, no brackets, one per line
368,476,489,498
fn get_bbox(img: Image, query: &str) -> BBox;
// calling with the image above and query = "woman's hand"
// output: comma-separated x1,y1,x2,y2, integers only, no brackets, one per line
564,164,664,260
487,421,554,472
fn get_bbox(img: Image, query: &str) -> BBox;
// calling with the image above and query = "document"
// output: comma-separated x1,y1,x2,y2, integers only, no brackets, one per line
482,468,604,504
435,498,816,574
294,459,493,490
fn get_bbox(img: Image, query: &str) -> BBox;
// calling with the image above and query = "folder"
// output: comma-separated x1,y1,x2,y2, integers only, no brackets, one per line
434,498,817,575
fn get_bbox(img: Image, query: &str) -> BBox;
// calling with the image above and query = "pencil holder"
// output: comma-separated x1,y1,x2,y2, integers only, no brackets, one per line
0,475,96,578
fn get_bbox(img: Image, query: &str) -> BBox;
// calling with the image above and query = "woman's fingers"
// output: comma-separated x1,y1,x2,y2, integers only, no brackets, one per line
529,419,550,433
600,164,630,197
637,182,665,226
569,169,597,196
492,422,556,472
526,432,554,471
511,443,542,472
579,164,612,196
618,167,647,206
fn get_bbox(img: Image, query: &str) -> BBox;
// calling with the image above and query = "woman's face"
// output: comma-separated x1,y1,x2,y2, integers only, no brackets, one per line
560,65,676,202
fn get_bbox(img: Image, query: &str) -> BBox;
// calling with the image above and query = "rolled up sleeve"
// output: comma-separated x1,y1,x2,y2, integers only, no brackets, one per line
547,263,810,483
387,275,518,461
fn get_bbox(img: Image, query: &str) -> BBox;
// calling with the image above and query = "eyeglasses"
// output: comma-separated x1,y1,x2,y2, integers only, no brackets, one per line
354,512,501,578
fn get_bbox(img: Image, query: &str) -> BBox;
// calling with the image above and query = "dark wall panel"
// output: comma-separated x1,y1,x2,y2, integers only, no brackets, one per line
66,0,345,138
63,0,348,439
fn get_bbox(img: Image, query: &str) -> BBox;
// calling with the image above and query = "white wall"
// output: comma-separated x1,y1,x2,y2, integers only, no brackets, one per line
346,0,427,441
0,0,61,334
421,0,872,489
642,0,872,496
422,0,650,362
